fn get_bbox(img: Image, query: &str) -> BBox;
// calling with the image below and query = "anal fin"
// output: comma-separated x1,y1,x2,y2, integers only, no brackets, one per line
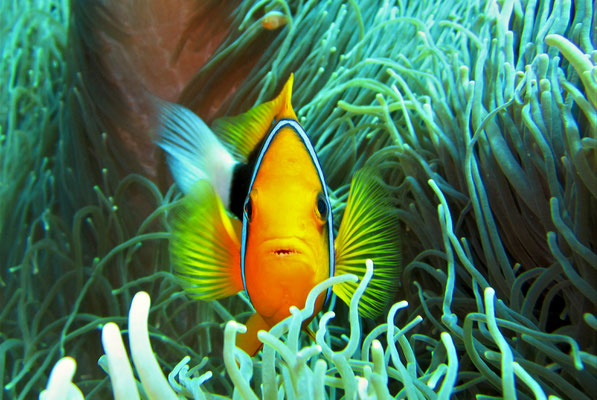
236,312,269,356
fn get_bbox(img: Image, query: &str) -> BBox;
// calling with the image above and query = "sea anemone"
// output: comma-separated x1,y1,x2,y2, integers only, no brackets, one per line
40,262,462,399
1,0,595,398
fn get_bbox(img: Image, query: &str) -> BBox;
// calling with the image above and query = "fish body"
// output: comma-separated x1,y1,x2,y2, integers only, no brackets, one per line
156,74,401,355
241,120,332,326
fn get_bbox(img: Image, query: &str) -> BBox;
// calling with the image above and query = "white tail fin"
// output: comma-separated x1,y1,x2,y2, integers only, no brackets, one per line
155,101,236,205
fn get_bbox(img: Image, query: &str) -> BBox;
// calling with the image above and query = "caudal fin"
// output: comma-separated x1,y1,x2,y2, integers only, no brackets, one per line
171,180,243,300
155,100,237,206
333,168,402,319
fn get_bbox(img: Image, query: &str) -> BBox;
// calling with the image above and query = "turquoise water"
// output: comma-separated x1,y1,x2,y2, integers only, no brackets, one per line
1,0,596,398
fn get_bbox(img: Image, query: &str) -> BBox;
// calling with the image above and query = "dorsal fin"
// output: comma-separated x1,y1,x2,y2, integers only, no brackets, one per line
212,74,296,162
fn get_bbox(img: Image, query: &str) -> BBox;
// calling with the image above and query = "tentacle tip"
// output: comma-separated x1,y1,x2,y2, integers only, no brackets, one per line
227,320,247,334
132,291,150,307
101,322,121,343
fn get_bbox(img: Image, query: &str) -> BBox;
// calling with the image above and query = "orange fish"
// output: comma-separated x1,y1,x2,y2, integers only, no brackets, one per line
261,11,289,30
156,74,401,355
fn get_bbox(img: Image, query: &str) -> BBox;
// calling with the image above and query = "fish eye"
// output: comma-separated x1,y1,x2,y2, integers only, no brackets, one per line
316,192,328,220
244,196,253,222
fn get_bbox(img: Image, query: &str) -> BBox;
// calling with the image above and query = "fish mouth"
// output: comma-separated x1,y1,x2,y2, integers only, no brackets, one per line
272,248,300,257
260,237,313,260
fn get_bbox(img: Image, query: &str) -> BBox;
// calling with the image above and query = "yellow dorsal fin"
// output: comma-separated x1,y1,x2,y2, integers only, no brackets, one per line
333,168,402,319
171,180,243,300
276,73,296,120
211,74,296,162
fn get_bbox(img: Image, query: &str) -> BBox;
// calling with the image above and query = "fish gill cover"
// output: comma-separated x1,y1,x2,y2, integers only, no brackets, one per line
1,0,595,399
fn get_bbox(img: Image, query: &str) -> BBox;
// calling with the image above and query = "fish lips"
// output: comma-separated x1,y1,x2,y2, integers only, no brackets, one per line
259,237,314,262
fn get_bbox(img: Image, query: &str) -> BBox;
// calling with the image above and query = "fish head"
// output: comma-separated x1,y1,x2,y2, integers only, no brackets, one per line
241,121,332,325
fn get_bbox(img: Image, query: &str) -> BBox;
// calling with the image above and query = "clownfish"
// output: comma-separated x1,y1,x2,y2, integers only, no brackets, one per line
155,74,401,356
261,11,289,30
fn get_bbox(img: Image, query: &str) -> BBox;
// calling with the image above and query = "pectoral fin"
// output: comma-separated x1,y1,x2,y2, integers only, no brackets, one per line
333,168,402,319
304,325,317,342
171,180,243,300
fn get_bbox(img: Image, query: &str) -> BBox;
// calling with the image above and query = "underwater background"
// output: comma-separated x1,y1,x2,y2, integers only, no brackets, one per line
1,0,596,398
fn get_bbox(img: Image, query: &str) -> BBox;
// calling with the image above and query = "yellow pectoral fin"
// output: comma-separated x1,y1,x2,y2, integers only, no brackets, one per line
333,168,402,319
236,313,270,357
304,325,317,342
171,180,243,300
211,74,295,161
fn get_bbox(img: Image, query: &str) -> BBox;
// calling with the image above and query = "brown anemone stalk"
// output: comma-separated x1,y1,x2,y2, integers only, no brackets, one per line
66,0,266,189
